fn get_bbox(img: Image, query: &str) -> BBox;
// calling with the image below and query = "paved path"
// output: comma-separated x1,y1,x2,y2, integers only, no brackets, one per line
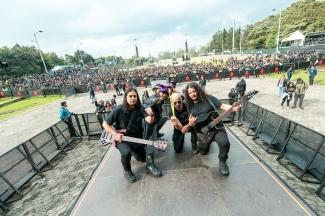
1,77,324,156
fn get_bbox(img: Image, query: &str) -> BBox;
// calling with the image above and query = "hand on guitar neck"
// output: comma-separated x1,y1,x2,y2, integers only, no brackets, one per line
114,131,123,143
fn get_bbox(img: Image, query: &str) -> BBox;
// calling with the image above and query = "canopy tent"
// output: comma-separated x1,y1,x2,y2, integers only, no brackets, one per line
282,30,305,46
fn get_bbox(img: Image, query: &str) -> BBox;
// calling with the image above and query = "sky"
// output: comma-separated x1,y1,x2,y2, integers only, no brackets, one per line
0,0,298,59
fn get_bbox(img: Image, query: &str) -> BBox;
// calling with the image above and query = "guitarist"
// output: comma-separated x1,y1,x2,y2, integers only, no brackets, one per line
102,87,156,183
185,83,241,176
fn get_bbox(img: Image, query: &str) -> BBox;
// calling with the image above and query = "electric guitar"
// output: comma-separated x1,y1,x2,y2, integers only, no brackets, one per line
195,90,259,144
100,128,168,151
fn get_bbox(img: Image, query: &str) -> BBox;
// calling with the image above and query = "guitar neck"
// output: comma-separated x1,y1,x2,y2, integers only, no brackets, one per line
209,100,243,127
122,136,153,145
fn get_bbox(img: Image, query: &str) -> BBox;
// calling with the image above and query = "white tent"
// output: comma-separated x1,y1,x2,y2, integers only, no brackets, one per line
282,30,305,46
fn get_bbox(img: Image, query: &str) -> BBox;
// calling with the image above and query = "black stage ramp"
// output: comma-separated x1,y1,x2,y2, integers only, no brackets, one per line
69,121,315,216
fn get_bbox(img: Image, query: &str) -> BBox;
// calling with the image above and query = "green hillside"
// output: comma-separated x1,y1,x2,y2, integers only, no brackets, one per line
209,0,325,52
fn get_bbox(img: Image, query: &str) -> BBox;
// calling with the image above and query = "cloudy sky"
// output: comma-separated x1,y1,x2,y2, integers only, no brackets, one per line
0,0,297,59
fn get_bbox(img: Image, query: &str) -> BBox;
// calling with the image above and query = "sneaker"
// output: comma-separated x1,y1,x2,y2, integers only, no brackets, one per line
281,106,283,109
299,107,304,110
219,161,229,176
292,106,296,109
287,107,290,110
124,170,136,183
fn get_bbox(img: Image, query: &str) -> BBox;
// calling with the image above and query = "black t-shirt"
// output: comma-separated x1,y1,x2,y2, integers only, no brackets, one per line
188,95,223,127
104,105,148,138
172,102,189,126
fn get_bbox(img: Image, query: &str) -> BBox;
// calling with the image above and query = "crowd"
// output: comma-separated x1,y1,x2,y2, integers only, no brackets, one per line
1,49,323,91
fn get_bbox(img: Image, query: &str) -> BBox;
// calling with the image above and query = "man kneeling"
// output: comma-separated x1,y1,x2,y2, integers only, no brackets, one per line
170,93,198,153
102,88,155,183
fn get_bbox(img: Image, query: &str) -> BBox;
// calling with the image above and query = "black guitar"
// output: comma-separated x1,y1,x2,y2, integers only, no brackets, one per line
195,90,259,144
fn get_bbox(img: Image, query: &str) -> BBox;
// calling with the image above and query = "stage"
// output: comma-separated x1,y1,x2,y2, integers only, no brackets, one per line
68,122,315,216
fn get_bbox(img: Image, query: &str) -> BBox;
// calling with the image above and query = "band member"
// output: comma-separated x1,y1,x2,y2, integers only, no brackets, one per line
143,84,174,177
59,101,77,137
170,93,198,153
184,82,241,176
102,88,155,183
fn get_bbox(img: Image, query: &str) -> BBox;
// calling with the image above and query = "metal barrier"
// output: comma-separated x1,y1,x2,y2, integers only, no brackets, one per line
65,87,76,98
0,116,85,207
237,101,261,136
84,112,109,140
316,176,325,201
238,101,325,184
277,124,325,183
252,109,290,154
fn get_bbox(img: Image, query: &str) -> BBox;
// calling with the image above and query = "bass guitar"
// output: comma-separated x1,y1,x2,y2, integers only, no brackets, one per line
195,90,258,144
100,128,168,151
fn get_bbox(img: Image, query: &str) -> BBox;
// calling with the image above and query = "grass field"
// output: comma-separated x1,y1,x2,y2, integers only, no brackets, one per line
266,67,325,85
0,95,63,121
0,97,15,105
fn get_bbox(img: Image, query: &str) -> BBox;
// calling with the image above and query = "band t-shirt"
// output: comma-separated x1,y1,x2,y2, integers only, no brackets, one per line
104,105,148,138
173,102,189,126
188,95,224,128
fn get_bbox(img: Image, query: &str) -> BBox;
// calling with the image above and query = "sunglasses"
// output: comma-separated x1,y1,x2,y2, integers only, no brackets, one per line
174,101,182,105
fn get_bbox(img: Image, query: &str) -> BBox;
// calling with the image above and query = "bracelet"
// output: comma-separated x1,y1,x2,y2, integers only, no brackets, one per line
149,113,154,117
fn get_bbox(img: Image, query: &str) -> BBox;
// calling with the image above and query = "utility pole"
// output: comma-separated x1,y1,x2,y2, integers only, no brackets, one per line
34,30,48,73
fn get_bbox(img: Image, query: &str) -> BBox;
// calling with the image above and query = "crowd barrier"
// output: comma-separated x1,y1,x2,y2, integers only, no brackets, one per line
316,177,325,201
0,116,87,210
238,101,325,186
2,59,324,99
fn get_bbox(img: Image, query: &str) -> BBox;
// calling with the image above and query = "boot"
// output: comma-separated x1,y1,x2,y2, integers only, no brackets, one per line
124,170,136,183
146,154,162,177
192,142,199,154
219,161,229,176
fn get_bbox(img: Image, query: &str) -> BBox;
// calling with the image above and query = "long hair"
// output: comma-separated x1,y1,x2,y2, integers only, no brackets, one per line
122,87,142,113
184,82,209,110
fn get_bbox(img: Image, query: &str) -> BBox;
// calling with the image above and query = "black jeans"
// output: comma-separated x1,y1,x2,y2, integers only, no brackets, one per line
63,116,76,137
117,141,146,171
172,128,197,153
281,95,292,107
236,91,244,98
144,116,168,154
198,129,230,161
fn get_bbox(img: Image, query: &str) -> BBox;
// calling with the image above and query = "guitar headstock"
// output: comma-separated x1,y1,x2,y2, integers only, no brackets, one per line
242,89,259,101
152,140,168,150
233,90,258,107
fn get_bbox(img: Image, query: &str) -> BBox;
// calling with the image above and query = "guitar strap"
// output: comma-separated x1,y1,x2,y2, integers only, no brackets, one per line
208,98,217,111
126,109,137,135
